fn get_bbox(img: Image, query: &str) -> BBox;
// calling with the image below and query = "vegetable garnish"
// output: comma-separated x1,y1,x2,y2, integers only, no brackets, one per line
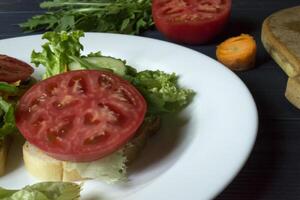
31,31,84,79
31,30,195,115
0,55,34,83
20,0,153,35
16,70,147,162
0,97,18,141
216,34,257,71
0,182,81,200
126,70,194,114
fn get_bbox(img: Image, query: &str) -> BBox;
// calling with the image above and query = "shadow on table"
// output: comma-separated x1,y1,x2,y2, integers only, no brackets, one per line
215,125,279,199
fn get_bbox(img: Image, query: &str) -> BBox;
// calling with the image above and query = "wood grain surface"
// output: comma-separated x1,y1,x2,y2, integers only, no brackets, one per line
1,0,300,199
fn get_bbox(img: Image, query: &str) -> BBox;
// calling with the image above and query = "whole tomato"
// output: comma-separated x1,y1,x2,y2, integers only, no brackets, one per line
152,0,232,44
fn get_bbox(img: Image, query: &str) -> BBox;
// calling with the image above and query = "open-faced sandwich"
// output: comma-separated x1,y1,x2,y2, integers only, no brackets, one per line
0,55,34,175
13,31,194,183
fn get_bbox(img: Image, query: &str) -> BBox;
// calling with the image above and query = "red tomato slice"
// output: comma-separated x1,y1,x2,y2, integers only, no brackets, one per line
0,54,34,83
152,0,232,44
16,70,147,162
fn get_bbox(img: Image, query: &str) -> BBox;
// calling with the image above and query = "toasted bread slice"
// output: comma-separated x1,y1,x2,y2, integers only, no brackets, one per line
23,117,161,182
0,137,10,176
261,6,300,77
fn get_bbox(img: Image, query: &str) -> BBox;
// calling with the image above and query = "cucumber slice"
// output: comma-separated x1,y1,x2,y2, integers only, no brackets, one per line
69,56,126,76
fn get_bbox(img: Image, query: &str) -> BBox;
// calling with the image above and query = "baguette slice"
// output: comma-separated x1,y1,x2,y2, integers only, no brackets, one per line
23,117,161,182
0,137,10,176
261,6,300,77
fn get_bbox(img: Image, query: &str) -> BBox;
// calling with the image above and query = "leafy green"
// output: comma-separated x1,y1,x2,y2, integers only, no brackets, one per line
127,70,195,114
31,30,84,79
0,83,19,95
64,150,127,184
0,97,17,140
0,182,81,200
20,0,153,35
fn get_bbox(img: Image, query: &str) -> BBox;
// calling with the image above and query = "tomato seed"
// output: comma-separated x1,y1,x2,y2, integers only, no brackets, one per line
98,74,114,89
116,87,136,106
68,76,87,94
52,101,63,109
32,116,45,127
84,113,101,125
45,83,58,97
84,133,110,145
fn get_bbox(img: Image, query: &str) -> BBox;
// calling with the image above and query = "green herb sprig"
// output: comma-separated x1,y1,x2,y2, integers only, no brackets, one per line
20,0,153,35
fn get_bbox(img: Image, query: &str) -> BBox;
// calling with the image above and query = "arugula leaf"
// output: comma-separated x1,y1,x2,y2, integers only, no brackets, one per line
0,182,81,200
31,30,84,79
20,0,153,35
128,70,195,114
0,97,17,140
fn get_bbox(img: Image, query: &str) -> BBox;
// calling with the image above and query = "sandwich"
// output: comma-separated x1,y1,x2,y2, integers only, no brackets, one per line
15,31,195,183
0,54,34,175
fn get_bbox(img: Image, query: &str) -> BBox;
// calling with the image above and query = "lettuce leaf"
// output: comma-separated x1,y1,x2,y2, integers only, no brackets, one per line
31,31,84,79
0,97,17,140
64,150,127,184
127,70,195,114
0,182,81,200
0,82,19,95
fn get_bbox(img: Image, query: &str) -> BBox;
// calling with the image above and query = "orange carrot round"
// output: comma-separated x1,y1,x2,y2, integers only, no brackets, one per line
216,34,257,71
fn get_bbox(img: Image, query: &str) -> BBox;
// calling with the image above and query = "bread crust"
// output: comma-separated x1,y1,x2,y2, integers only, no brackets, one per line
0,137,10,176
23,116,161,181
285,76,300,109
261,6,300,77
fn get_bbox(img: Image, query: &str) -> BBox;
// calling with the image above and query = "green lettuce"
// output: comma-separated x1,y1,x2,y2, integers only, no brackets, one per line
0,97,17,140
0,182,81,200
31,31,84,79
64,150,127,184
0,83,19,95
126,69,195,114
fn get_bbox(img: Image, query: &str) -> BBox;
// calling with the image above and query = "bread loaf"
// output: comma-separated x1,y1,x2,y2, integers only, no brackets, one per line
285,76,300,109
261,6,300,77
261,6,300,109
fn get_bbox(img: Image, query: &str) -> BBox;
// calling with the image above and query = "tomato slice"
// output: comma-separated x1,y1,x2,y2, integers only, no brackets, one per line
16,70,147,162
0,54,34,83
152,0,232,44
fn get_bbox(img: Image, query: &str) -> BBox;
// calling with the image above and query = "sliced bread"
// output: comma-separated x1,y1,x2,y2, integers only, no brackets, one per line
23,117,161,182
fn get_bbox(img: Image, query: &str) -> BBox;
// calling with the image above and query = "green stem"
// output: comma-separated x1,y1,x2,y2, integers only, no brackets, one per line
41,2,116,9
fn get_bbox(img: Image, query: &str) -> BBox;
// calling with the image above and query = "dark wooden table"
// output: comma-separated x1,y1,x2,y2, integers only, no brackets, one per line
1,0,300,199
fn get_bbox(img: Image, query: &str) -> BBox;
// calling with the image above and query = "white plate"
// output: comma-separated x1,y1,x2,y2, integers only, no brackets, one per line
0,33,258,200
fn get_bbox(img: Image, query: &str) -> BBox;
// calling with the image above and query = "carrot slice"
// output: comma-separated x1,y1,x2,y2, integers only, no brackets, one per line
216,34,257,71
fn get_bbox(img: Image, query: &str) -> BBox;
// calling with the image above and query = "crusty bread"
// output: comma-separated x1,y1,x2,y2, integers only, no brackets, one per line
23,117,161,182
285,76,300,109
0,137,10,176
261,6,300,77
261,6,300,109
